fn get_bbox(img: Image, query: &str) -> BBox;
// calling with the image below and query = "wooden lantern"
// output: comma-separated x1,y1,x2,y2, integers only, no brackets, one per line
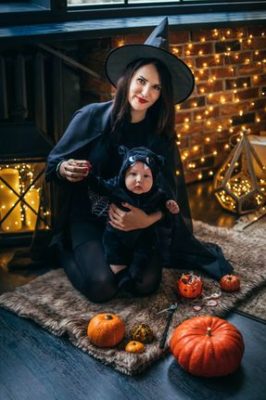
0,160,51,239
214,131,266,214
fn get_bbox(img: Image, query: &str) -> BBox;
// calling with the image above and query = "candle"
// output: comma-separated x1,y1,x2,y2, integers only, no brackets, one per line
25,188,40,230
0,168,22,232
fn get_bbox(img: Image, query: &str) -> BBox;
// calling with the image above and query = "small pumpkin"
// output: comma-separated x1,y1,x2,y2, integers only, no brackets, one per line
220,274,241,292
170,315,244,377
87,313,125,348
130,323,154,343
177,273,203,299
125,341,145,353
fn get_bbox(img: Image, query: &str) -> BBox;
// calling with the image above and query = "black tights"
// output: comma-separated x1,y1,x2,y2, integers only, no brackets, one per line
57,222,162,303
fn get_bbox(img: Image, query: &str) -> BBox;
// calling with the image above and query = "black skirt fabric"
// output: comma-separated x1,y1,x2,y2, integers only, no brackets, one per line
70,220,105,250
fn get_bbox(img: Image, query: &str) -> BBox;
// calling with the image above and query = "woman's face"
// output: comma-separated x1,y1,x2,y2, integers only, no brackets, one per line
125,161,153,194
128,63,161,123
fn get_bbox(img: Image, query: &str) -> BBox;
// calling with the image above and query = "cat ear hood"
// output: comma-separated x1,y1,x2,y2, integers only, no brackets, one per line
118,146,164,187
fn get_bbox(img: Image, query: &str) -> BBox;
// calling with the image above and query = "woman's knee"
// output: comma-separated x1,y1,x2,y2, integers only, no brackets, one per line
133,275,161,296
58,246,117,302
80,276,117,303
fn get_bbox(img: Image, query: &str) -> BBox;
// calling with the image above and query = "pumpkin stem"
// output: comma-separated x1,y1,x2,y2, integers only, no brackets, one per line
206,327,212,336
105,314,113,320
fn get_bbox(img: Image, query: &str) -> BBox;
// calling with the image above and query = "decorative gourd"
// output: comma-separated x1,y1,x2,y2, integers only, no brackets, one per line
125,341,145,353
177,273,203,299
220,274,241,292
87,313,125,348
130,323,154,343
170,315,244,377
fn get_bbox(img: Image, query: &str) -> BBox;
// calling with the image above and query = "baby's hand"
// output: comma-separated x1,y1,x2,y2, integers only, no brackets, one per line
166,199,180,214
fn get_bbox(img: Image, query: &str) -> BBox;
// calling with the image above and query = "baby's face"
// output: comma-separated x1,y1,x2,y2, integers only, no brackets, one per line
125,161,153,194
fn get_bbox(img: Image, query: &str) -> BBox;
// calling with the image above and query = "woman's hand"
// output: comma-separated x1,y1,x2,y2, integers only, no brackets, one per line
108,202,163,232
59,159,91,182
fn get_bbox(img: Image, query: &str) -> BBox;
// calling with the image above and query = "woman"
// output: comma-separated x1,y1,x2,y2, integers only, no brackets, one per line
46,18,233,303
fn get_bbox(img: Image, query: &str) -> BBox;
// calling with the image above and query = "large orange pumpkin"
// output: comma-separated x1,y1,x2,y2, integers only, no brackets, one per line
170,315,244,377
220,274,241,292
87,313,125,348
177,273,203,299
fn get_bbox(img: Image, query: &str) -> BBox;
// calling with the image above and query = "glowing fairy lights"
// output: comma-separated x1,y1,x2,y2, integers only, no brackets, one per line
213,130,266,214
172,27,266,184
0,162,51,233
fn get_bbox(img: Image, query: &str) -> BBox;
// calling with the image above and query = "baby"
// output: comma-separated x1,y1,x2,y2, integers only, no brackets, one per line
87,146,179,289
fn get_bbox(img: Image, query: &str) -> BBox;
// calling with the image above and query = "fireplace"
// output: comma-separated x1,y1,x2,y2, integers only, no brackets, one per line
0,45,81,246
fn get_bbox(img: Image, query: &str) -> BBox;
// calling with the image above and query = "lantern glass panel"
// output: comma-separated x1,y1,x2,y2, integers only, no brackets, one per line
0,159,51,234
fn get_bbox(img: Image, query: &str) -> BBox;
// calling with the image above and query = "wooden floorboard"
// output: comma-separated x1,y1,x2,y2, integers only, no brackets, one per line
0,308,265,400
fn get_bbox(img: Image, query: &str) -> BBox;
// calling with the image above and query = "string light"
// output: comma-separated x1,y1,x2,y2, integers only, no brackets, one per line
173,26,266,183
0,162,51,233
214,131,266,214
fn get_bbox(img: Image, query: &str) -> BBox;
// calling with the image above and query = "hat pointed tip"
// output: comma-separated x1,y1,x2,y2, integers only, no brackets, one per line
145,17,169,50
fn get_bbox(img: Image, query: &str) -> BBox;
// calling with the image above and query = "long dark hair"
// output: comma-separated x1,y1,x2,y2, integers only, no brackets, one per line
111,58,175,139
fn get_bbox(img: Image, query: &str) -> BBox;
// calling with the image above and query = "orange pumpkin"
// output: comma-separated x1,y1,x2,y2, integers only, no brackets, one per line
177,273,203,299
87,313,125,348
220,274,241,292
170,315,244,377
125,341,145,353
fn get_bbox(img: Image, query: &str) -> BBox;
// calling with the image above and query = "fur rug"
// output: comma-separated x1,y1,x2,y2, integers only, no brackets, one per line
233,215,266,320
0,221,265,375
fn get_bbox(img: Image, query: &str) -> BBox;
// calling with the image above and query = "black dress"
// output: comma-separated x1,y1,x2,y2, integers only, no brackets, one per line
58,118,164,302
45,101,233,303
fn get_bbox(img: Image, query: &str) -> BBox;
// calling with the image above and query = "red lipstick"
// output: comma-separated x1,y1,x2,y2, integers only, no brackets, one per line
137,97,148,104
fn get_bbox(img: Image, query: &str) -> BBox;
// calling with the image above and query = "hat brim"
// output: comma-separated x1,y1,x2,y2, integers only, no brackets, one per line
105,44,195,104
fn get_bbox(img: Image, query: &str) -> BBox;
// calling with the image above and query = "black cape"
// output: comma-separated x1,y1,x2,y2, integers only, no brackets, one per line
45,100,233,279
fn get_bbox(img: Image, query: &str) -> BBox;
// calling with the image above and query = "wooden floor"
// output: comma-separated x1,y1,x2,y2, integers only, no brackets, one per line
0,180,265,400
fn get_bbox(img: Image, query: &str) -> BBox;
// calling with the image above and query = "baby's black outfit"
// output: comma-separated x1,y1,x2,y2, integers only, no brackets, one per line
87,146,173,287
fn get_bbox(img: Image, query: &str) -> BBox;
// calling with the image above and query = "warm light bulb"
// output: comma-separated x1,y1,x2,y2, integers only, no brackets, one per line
117,39,125,47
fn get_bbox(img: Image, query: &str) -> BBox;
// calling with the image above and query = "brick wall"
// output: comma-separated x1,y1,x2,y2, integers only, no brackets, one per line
82,24,266,183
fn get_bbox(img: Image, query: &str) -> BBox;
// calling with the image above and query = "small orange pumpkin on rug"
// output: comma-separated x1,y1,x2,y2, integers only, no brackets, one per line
87,313,125,348
125,341,145,353
220,274,241,292
177,273,203,299
170,315,244,377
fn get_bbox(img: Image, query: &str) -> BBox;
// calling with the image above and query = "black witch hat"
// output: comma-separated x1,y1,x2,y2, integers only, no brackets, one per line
105,17,194,104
